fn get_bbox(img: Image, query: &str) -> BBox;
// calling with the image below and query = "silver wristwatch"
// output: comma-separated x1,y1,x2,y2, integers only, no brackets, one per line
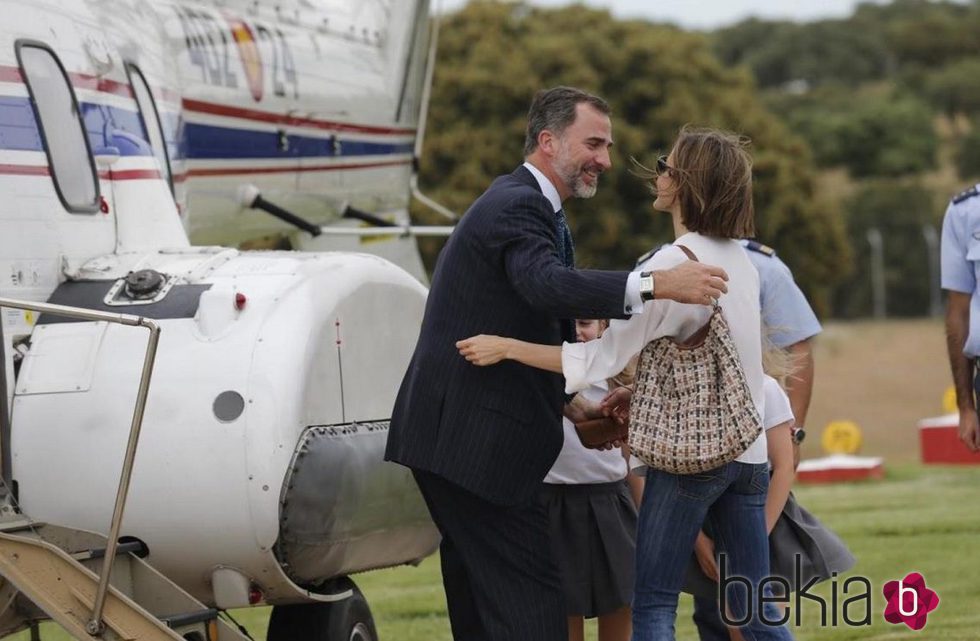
639,271,655,301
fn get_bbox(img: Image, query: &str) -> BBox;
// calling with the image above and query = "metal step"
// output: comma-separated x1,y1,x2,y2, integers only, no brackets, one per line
0,530,183,640
0,523,252,641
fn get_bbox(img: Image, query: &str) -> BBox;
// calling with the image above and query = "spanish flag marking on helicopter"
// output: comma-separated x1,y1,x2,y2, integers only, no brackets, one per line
228,19,263,102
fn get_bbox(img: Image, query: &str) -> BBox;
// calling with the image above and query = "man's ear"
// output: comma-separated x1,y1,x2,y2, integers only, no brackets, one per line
538,129,556,156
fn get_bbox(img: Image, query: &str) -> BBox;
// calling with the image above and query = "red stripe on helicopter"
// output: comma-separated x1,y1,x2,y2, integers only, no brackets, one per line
0,67,23,83
186,158,412,177
0,165,159,181
0,164,47,175
0,64,133,98
181,99,417,136
67,72,134,98
97,169,163,181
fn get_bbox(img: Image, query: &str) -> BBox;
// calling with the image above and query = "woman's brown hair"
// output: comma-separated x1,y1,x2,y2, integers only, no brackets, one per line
642,126,755,238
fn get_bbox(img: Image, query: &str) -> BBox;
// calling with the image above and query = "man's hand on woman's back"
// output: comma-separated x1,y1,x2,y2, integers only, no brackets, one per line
653,260,729,304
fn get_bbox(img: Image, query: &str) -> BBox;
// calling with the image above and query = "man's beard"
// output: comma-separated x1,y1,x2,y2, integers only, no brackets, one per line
555,145,599,199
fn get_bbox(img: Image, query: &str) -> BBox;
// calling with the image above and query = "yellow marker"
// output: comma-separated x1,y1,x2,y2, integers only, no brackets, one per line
943,386,958,414
24,310,34,326
821,420,862,455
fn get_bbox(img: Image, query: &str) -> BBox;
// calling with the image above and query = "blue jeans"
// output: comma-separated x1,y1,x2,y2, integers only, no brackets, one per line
633,462,793,641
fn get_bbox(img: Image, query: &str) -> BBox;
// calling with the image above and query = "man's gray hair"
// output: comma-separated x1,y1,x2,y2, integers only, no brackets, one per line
523,87,610,157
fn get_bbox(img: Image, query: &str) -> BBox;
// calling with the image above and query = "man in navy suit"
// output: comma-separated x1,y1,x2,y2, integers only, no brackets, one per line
385,87,728,640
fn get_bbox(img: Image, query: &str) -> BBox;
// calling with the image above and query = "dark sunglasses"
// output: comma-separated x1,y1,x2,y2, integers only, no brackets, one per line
656,155,674,175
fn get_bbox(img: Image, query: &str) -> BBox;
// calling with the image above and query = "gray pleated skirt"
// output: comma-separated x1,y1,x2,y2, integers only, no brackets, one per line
540,480,637,618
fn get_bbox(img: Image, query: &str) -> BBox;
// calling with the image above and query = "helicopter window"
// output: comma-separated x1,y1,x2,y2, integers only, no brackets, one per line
126,64,173,195
15,41,99,213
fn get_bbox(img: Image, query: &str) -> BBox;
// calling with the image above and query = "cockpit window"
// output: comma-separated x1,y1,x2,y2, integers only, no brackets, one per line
16,41,99,213
126,64,173,195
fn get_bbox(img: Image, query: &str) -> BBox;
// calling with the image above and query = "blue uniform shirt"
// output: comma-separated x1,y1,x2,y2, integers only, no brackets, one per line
638,240,821,348
941,184,980,357
740,240,822,348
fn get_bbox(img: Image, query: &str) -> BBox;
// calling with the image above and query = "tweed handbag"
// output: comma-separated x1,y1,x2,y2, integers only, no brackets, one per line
628,246,762,474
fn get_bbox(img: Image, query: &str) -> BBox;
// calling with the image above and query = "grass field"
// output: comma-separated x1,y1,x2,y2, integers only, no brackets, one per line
13,319,980,640
249,464,975,641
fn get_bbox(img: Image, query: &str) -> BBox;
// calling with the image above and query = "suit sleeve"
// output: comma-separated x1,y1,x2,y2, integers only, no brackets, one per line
492,195,630,320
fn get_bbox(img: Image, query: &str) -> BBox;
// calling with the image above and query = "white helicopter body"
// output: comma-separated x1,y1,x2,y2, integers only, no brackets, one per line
0,0,442,633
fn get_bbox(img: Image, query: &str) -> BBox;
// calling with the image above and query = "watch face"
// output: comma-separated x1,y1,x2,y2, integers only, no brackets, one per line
640,274,654,299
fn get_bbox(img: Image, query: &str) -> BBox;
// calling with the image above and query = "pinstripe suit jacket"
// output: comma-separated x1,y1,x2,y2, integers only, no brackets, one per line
385,166,630,505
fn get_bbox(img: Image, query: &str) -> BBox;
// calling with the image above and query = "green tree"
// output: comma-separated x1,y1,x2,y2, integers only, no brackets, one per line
876,0,980,67
713,19,889,89
956,121,980,179
922,57,980,117
416,2,850,315
833,95,938,177
833,180,940,317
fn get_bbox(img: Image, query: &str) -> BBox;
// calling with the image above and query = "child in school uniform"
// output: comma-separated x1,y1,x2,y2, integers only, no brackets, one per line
541,318,641,641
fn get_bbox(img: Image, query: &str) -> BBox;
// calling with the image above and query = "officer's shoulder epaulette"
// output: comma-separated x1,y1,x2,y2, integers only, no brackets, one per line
952,185,980,205
634,244,670,269
743,240,776,257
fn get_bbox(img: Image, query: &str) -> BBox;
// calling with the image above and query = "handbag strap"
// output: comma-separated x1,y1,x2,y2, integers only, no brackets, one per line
675,244,699,262
675,244,719,311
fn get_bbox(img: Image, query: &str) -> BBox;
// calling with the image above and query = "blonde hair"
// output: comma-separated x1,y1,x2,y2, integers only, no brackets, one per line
761,329,802,384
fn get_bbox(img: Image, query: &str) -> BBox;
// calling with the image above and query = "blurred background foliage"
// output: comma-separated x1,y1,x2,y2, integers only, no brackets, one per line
415,0,980,318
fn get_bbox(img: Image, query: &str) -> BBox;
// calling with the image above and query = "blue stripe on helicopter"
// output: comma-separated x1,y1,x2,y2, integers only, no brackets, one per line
0,97,412,161
181,123,414,160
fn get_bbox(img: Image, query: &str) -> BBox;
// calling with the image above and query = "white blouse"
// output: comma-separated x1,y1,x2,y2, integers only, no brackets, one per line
562,231,768,464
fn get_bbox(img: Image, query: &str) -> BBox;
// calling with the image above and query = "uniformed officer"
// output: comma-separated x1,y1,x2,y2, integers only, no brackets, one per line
940,184,980,452
742,239,822,443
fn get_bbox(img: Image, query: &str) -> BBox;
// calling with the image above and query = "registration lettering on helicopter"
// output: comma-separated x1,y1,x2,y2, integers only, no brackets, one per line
173,4,298,101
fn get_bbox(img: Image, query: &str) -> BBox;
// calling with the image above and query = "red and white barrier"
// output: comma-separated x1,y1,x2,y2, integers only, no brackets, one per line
919,413,980,464
796,454,884,484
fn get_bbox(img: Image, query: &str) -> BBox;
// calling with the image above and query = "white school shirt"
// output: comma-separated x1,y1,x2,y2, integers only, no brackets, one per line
544,380,629,484
563,232,768,465
762,375,794,430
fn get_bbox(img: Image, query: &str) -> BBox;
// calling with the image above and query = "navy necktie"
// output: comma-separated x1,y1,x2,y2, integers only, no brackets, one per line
555,208,575,268
554,209,577,347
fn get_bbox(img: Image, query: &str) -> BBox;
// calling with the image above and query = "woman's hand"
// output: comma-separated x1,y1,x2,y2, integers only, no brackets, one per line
694,531,719,582
601,386,633,424
456,335,512,366
564,394,602,422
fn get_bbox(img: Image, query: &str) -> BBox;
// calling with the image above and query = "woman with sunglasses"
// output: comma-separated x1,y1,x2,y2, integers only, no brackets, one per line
457,126,793,640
